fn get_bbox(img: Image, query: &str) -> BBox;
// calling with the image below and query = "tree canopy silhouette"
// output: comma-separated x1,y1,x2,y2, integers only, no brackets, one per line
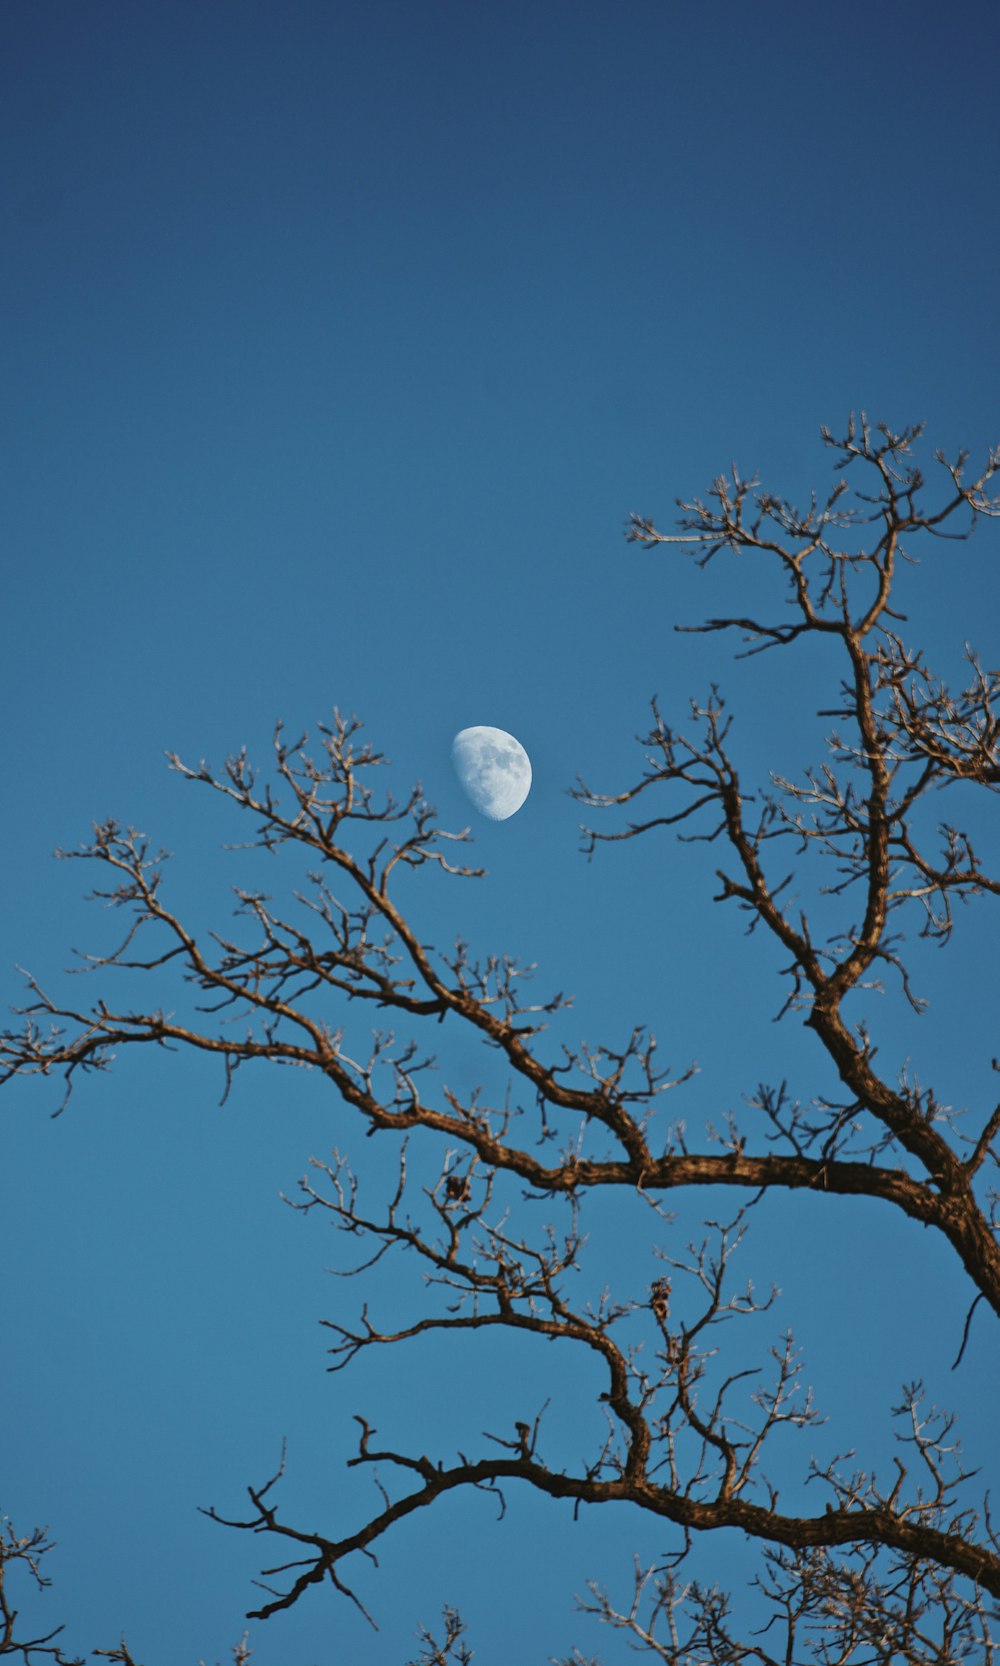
3,417,999,1663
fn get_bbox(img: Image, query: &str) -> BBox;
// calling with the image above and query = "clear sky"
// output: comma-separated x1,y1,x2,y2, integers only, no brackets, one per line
2,2,998,1660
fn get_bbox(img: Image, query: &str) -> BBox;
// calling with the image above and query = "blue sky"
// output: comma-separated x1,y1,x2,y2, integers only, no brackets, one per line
2,2,998,1660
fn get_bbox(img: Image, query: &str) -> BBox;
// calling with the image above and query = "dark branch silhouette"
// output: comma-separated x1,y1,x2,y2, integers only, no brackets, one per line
3,417,998,1659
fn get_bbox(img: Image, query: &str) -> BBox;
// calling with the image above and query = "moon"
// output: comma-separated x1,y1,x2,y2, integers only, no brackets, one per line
451,726,532,821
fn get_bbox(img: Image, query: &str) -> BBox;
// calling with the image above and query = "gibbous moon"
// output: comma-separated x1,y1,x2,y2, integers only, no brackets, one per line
451,726,532,821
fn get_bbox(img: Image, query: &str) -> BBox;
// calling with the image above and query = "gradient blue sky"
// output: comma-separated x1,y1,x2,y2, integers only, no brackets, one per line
2,3,998,1661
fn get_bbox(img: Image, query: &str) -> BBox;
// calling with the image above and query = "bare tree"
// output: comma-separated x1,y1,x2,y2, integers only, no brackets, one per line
0,1518,160,1666
0,1517,84,1665
2,418,999,1661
